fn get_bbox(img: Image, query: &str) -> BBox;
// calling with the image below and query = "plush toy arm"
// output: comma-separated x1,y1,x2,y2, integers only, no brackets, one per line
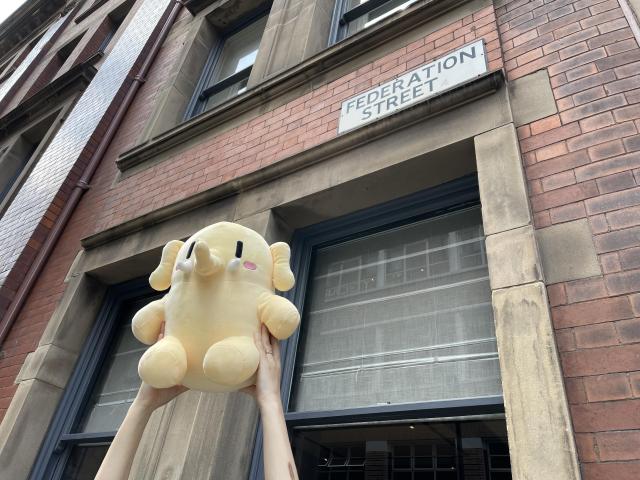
149,240,184,291
270,242,295,292
258,293,300,340
132,299,165,345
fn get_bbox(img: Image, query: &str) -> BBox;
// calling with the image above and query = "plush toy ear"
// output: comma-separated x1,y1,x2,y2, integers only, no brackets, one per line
149,240,184,291
270,242,295,292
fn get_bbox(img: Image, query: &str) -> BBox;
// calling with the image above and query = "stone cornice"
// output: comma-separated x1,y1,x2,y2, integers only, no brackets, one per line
83,70,504,249
116,0,471,172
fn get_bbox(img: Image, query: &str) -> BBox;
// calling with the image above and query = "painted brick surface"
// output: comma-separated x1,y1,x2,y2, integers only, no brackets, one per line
0,14,67,106
0,0,170,309
0,1,639,477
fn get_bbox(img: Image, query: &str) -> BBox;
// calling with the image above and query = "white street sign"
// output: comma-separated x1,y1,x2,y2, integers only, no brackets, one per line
338,40,488,134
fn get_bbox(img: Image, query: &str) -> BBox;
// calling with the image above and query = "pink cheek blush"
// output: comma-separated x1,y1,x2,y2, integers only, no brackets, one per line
243,261,257,270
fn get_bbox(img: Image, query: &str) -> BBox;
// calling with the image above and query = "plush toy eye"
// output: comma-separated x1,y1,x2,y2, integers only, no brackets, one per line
186,242,196,259
235,241,243,258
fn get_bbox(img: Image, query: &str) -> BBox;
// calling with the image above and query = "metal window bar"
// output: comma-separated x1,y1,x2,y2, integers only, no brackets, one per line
198,65,253,101
284,396,504,428
332,0,420,43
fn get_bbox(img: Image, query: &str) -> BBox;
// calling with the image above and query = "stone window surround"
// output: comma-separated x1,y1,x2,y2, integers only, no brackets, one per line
135,0,277,142
0,79,583,479
182,4,273,121
0,60,97,217
0,103,73,217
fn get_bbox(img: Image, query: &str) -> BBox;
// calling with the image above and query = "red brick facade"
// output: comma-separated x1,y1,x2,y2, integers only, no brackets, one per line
497,0,640,477
1,0,640,477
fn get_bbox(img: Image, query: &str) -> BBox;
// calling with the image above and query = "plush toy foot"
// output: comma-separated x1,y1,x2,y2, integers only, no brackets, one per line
203,336,259,387
138,336,187,388
258,293,301,340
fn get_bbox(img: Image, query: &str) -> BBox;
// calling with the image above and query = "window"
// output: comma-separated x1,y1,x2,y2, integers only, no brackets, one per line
251,176,510,479
73,0,134,66
291,206,497,413
293,419,511,480
31,280,158,480
187,11,269,118
26,33,84,98
98,0,134,53
332,0,420,42
0,111,58,206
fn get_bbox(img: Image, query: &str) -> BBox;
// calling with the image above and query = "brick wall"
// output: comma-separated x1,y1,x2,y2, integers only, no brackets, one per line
86,5,502,233
496,0,640,478
0,2,501,423
0,1,639,477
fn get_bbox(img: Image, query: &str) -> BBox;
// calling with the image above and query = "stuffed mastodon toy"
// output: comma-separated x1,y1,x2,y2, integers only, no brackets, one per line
131,222,300,392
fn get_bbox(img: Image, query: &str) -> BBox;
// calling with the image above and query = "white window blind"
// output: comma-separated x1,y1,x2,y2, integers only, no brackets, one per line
291,207,502,412
80,322,146,433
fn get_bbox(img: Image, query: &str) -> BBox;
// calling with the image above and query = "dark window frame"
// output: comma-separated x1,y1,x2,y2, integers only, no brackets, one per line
249,174,505,478
330,0,420,44
184,5,271,120
30,278,157,480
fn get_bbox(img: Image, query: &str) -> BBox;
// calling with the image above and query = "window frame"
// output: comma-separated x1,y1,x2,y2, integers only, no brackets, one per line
184,6,271,120
30,278,157,480
330,0,421,44
249,175,504,478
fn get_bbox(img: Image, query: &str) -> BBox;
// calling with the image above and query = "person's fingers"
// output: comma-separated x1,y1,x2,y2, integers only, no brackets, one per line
271,335,281,365
254,330,265,356
260,324,272,353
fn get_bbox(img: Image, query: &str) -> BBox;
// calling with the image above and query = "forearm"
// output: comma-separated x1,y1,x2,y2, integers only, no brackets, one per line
95,400,152,480
259,396,298,480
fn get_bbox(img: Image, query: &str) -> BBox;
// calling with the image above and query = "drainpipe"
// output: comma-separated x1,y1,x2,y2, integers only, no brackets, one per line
0,0,185,347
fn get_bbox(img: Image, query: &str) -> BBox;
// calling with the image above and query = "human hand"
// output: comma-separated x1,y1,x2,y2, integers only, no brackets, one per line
132,323,188,414
241,324,283,410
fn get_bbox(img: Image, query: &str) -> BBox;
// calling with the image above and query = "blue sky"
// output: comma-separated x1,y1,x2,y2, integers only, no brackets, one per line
0,0,28,25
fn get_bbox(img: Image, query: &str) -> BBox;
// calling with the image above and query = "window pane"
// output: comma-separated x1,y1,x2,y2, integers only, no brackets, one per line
291,207,500,412
60,445,110,480
346,0,419,37
292,419,511,480
208,15,268,85
78,299,153,433
204,75,249,111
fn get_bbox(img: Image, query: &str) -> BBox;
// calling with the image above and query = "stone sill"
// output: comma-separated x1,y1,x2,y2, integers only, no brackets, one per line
75,0,110,24
116,0,471,172
83,69,504,249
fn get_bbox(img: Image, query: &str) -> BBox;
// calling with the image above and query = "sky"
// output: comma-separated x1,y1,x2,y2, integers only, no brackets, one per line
0,0,28,26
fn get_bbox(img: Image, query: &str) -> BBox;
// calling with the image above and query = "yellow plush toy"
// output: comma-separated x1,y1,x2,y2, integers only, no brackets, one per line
131,222,300,392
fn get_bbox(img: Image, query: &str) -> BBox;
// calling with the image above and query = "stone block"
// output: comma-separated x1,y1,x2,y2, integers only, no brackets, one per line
235,209,292,244
485,225,543,289
537,218,602,284
0,379,63,479
509,70,558,126
15,343,78,389
475,123,532,235
492,282,580,480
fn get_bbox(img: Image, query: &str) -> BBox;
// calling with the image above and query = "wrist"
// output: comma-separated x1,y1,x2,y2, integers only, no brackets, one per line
257,393,283,412
130,397,156,417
